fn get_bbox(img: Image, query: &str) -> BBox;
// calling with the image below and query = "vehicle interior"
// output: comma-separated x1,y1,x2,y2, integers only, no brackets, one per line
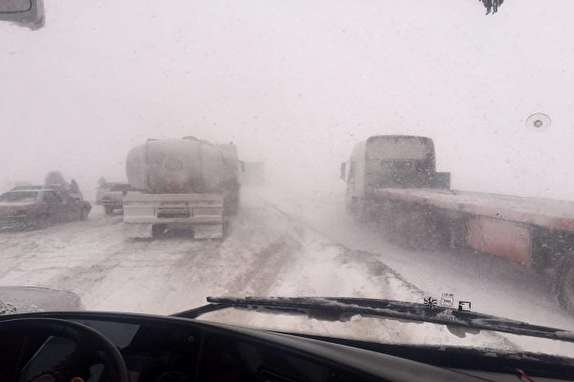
2,1,574,381
1,304,573,382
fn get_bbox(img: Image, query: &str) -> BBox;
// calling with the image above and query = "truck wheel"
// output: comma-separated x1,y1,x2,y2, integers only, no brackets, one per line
152,224,167,238
345,199,353,214
392,206,447,251
80,208,89,221
558,259,574,314
224,190,240,216
350,199,372,224
227,198,239,216
229,199,239,216
104,206,114,215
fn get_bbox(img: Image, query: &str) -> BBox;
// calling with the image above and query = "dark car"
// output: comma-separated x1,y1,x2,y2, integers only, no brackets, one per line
0,186,91,230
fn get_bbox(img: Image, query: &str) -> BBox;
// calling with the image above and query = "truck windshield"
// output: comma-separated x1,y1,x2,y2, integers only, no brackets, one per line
367,138,432,161
1,0,574,360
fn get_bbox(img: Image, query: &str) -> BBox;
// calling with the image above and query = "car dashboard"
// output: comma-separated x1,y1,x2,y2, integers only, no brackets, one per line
1,311,573,382
1,312,384,382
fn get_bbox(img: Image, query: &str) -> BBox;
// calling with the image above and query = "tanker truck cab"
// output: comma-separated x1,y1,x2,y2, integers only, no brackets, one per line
342,135,450,217
122,137,241,240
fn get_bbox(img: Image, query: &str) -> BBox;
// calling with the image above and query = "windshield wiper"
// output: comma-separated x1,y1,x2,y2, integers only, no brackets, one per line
173,296,574,344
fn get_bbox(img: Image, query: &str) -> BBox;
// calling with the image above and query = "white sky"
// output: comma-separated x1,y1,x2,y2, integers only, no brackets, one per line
1,0,573,200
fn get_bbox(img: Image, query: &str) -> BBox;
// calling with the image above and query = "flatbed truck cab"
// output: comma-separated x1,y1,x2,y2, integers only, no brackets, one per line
341,135,450,216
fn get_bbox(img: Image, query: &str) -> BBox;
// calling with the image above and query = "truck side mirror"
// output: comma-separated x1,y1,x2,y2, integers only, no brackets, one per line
431,172,451,190
340,162,346,181
0,0,44,29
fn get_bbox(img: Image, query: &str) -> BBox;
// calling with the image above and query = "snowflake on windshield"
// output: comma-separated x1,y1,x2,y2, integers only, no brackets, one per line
480,0,504,14
424,297,438,309
0,300,17,315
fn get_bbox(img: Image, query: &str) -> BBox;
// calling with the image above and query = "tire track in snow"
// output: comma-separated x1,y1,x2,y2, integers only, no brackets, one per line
83,202,305,314
224,236,300,295
254,197,518,351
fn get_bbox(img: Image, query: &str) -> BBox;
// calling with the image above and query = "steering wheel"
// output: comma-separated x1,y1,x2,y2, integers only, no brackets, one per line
0,318,129,382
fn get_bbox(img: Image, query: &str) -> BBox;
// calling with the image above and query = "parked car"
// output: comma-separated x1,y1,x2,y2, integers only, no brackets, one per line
95,182,134,215
0,186,91,230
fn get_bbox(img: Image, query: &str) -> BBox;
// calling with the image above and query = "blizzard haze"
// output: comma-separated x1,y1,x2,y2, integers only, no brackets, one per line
2,0,574,359
1,0,574,200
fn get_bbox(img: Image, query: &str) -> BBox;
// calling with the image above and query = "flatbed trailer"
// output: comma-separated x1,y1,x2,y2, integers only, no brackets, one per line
341,135,574,313
375,189,574,232
374,188,574,264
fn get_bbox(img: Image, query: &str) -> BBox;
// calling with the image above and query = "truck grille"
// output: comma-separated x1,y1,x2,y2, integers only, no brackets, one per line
193,207,222,216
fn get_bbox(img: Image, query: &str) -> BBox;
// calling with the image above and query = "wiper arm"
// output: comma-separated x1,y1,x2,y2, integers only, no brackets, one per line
173,296,574,344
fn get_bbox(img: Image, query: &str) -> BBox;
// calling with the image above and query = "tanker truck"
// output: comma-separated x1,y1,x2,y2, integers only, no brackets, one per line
122,137,241,239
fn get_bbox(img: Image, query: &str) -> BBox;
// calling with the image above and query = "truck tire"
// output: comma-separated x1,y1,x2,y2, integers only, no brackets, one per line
349,198,372,224
224,189,240,216
152,224,167,238
558,258,574,314
387,204,447,250
80,208,89,221
346,198,357,216
228,198,239,216
104,206,114,216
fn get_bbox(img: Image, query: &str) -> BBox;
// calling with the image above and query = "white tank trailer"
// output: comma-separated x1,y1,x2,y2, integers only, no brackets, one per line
123,137,241,239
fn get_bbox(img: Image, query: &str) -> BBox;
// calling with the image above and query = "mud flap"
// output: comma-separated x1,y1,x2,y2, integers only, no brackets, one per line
124,223,153,239
193,224,224,240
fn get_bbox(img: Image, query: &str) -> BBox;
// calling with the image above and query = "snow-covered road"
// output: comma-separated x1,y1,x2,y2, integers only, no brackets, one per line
0,189,571,357
257,187,574,356
0,193,303,314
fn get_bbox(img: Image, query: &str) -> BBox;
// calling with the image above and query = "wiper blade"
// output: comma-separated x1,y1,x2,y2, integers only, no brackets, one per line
174,296,574,344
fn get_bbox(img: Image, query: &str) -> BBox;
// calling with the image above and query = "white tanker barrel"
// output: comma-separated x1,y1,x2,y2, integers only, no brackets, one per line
126,138,239,194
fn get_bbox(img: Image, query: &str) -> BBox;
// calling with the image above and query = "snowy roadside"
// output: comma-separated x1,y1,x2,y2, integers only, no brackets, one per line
205,197,515,351
0,197,302,315
247,186,574,357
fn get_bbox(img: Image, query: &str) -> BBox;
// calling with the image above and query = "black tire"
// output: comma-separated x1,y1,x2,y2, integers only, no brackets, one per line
345,198,353,214
385,204,447,250
349,198,370,224
558,259,574,314
224,189,240,216
104,206,114,215
152,224,166,238
80,208,89,220
33,214,51,230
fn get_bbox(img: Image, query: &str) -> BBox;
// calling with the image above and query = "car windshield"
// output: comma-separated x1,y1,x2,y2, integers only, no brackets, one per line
1,0,574,359
0,191,39,203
